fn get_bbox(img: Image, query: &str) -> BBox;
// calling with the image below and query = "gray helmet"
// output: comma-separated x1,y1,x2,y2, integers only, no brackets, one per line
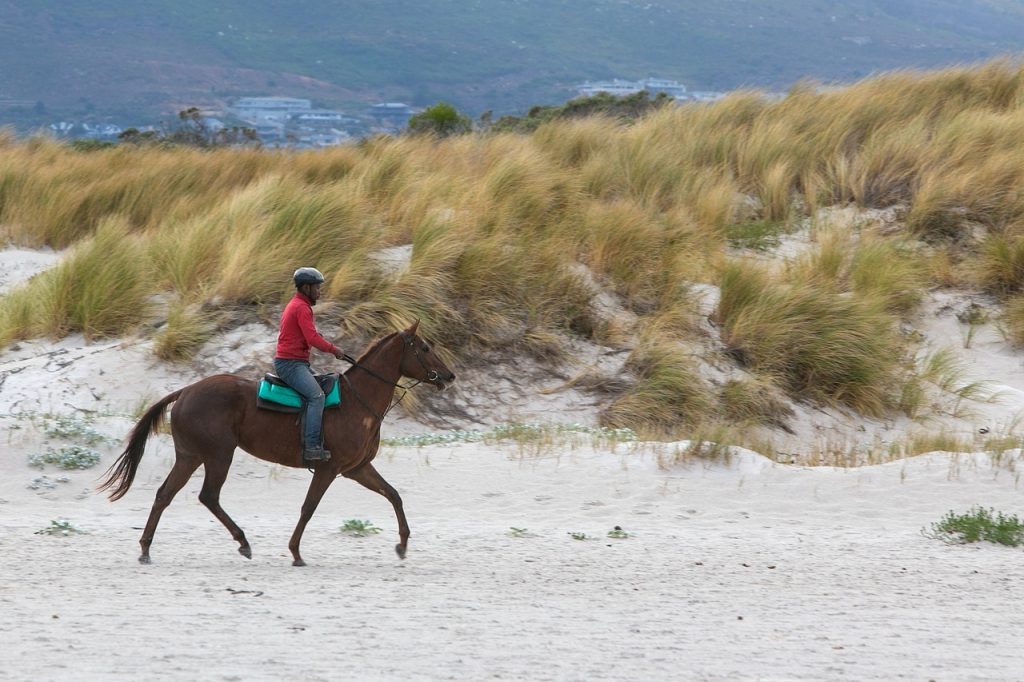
293,267,325,287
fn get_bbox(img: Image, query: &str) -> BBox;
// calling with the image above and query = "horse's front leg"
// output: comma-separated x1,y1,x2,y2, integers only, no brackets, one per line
288,467,335,566
345,463,410,559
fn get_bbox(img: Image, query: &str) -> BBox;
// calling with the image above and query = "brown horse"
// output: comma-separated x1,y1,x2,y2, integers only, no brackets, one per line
98,321,455,566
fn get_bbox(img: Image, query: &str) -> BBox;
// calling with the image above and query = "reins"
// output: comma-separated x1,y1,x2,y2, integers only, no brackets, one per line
339,372,410,423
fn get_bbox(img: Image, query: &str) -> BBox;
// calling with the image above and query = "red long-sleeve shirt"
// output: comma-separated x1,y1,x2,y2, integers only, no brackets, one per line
275,292,338,361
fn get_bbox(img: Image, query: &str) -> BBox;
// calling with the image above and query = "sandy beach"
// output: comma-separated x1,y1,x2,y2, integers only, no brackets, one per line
3,246,1024,681
3,429,1024,680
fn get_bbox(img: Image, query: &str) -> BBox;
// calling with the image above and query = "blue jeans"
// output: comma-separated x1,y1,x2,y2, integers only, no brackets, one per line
273,359,325,450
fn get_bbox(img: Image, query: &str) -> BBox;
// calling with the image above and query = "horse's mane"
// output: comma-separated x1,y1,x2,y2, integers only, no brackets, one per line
352,331,401,365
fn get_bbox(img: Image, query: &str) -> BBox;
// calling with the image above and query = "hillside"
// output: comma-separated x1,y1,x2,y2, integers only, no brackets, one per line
3,1,1024,125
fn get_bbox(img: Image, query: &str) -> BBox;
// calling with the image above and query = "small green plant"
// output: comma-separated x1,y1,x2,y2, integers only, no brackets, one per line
29,445,101,470
923,507,1024,547
508,527,531,537
607,526,630,539
35,519,86,536
568,531,590,541
340,519,381,537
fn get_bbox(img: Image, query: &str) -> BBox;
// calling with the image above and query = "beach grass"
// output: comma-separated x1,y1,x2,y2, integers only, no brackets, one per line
5,59,1024,437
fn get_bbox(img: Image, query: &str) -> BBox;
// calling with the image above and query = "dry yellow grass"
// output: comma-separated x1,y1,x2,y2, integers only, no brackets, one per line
4,59,1024,435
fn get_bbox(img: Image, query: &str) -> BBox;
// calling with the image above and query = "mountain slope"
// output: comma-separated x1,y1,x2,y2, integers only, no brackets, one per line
2,1,1024,122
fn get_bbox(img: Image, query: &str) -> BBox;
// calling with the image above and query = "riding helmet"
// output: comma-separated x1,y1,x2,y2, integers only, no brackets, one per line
293,267,326,287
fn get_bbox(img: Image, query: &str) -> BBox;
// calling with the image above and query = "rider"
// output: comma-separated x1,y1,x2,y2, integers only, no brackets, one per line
274,267,346,463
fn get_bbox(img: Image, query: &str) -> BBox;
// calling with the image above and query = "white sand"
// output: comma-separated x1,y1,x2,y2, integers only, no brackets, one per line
3,246,1024,680
3,438,1024,680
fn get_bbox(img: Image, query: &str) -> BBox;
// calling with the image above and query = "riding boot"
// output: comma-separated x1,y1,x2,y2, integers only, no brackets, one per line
303,445,331,463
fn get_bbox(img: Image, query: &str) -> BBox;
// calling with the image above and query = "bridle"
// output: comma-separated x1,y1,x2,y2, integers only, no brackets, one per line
399,331,446,384
339,332,441,422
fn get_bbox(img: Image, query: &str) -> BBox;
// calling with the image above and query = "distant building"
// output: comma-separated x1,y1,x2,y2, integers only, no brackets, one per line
231,97,313,123
575,78,688,99
293,110,345,123
251,121,286,143
639,78,688,98
369,103,415,130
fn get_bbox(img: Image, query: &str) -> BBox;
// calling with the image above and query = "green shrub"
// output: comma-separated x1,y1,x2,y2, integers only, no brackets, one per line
924,507,1024,546
408,102,472,137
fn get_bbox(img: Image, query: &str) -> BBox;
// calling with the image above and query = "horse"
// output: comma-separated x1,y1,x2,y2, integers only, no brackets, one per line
98,321,456,566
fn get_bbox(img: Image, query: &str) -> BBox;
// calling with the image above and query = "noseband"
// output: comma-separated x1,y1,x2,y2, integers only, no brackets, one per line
401,331,442,383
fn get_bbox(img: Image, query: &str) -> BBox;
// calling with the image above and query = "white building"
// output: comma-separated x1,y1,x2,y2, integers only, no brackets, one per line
293,110,345,123
231,97,313,123
575,78,688,99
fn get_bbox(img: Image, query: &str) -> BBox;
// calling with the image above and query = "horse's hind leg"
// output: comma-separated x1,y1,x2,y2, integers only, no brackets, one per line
198,451,251,559
139,455,200,564
346,463,410,559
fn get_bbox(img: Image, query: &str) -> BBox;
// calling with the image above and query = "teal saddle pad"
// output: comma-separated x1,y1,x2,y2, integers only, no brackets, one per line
257,373,341,412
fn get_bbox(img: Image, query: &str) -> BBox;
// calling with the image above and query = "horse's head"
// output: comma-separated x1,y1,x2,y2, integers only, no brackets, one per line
399,321,456,391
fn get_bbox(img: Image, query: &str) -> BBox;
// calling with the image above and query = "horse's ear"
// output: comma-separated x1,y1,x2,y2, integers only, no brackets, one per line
407,319,419,335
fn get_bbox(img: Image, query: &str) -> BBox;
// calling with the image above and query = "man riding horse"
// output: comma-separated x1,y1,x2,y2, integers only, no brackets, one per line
274,267,346,463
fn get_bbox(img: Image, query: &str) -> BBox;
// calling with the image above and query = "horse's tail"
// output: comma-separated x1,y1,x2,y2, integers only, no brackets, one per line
98,389,184,501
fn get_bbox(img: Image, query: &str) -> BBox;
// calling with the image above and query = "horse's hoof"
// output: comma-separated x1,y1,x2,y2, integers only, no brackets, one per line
292,558,306,567
239,546,252,559
138,555,151,565
395,544,407,559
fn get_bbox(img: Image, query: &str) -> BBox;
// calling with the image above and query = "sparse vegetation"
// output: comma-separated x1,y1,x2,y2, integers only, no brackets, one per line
35,519,87,536
339,519,382,537
924,507,1024,547
382,423,637,448
29,445,102,470
41,414,115,446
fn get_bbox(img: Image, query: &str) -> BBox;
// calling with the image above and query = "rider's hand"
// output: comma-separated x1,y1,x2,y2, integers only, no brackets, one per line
332,347,345,360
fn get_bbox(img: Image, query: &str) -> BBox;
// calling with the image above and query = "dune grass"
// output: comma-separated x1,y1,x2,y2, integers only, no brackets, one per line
5,59,1024,438
601,337,713,435
0,217,151,343
715,260,904,416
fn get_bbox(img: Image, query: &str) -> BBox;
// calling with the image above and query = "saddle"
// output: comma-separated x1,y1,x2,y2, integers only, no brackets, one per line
256,373,342,414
